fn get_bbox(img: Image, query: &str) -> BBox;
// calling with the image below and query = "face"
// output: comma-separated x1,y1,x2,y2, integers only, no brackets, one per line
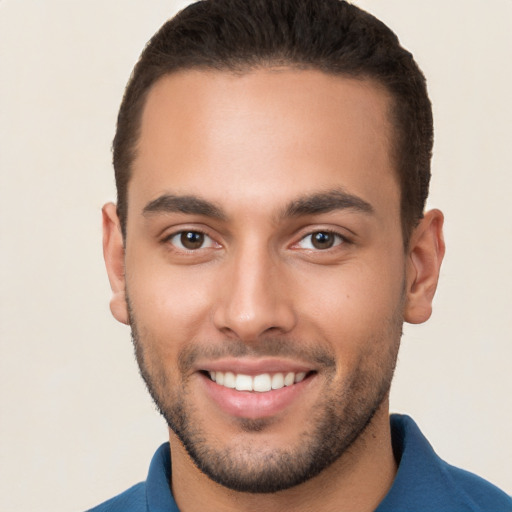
104,68,433,493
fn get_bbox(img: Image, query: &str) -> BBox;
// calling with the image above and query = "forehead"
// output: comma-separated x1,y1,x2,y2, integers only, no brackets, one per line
130,68,399,219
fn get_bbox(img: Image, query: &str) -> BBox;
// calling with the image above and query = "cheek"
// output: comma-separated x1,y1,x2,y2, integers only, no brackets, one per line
297,260,404,321
125,254,218,347
292,257,405,359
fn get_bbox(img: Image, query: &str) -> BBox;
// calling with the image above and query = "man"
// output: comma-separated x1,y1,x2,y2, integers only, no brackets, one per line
91,0,512,510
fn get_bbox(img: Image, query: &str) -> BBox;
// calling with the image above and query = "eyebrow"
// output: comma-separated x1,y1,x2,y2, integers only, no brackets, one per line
142,194,227,220
142,188,374,222
281,189,374,219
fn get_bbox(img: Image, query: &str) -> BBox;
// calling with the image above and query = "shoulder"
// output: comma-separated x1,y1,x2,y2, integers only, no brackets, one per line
85,442,176,512
86,482,147,512
378,414,512,512
444,464,512,511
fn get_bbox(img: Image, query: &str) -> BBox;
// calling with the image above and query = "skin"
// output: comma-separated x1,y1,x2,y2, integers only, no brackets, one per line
103,68,445,512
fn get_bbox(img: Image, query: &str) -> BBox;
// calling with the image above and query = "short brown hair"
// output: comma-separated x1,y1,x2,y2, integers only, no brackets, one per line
113,0,433,246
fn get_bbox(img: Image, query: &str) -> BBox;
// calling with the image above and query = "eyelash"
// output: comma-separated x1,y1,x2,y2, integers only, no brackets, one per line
162,228,350,253
163,230,218,252
293,229,349,251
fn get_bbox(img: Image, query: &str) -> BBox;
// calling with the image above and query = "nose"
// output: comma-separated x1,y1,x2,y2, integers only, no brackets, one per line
213,244,297,341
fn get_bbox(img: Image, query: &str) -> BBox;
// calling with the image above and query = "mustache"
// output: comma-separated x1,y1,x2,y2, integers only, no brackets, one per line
127,296,336,373
177,337,336,374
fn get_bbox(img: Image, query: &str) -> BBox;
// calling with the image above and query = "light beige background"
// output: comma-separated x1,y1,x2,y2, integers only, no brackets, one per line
0,1,511,511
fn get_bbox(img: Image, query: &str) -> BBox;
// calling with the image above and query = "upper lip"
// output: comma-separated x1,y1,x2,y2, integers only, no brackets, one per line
197,357,315,375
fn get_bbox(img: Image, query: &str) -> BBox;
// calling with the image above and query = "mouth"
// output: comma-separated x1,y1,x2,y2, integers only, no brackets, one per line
204,370,311,392
198,363,318,419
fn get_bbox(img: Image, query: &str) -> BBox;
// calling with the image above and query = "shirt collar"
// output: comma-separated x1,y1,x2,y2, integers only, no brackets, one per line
145,441,179,512
377,414,481,512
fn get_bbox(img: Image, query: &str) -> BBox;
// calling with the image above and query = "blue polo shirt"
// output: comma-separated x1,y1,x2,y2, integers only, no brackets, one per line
87,414,512,511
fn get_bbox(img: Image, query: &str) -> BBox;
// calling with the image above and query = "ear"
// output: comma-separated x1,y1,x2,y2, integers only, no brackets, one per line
102,202,129,325
404,209,445,324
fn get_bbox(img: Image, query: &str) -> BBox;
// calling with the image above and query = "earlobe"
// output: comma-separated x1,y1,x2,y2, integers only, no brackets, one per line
404,209,445,324
102,202,129,325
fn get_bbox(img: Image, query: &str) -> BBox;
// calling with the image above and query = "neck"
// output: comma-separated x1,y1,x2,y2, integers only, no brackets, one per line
169,401,397,512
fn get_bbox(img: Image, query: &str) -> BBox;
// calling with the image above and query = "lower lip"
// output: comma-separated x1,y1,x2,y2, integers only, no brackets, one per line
201,373,315,420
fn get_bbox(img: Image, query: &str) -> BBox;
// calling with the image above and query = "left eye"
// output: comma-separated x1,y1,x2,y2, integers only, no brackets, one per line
296,231,344,250
168,231,216,250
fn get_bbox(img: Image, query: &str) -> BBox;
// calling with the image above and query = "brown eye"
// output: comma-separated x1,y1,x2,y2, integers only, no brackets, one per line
311,232,336,249
296,231,344,250
180,231,205,249
168,230,215,250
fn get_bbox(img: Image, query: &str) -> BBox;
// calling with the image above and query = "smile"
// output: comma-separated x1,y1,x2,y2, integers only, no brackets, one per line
208,371,307,392
199,360,318,419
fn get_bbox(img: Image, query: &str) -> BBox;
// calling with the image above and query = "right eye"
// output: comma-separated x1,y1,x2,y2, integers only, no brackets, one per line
167,230,217,251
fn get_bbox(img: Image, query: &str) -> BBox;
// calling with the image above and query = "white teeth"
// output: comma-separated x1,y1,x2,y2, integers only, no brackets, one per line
209,370,308,392
253,374,272,392
271,373,284,390
235,374,253,391
284,372,295,386
223,371,236,389
295,372,306,383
